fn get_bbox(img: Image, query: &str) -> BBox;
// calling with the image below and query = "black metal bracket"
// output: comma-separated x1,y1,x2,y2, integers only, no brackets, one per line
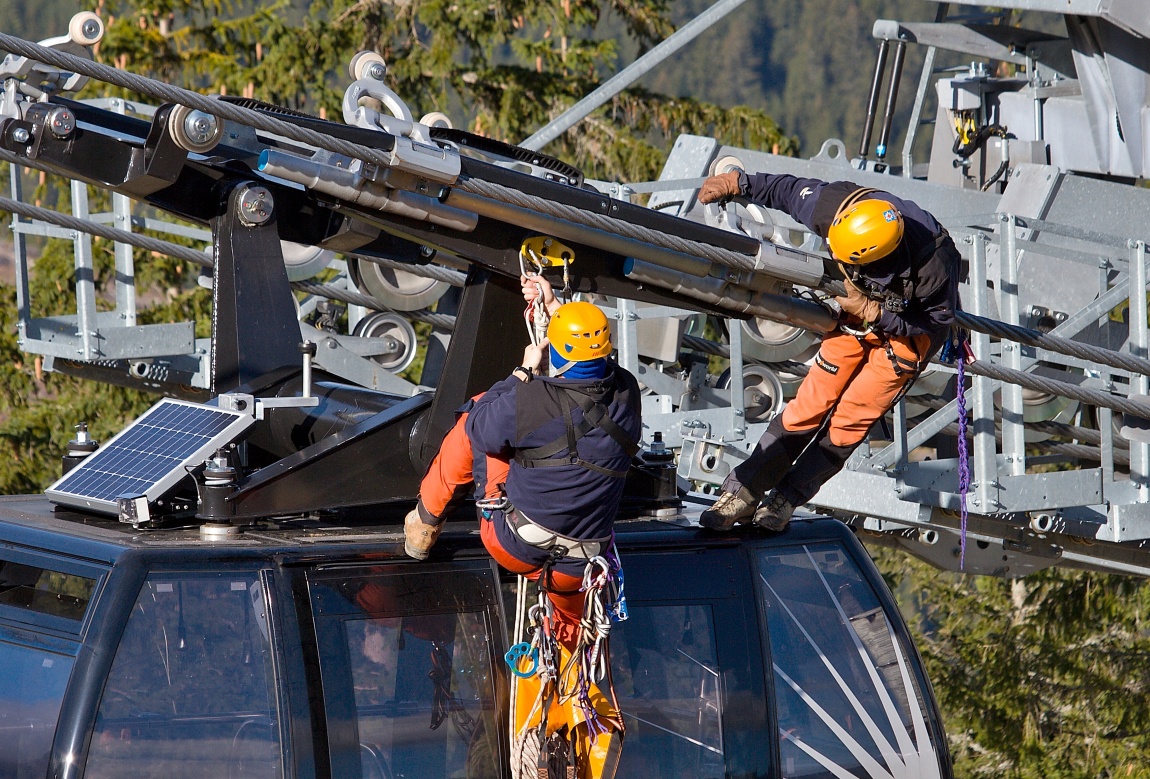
210,181,302,394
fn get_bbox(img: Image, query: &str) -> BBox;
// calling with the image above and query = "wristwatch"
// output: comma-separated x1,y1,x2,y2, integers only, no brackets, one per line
512,366,533,381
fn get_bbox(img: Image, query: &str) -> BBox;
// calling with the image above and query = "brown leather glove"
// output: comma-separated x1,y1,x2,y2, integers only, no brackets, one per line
698,171,743,204
835,282,882,326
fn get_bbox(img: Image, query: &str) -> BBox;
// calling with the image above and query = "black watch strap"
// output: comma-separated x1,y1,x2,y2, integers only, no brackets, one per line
513,366,533,381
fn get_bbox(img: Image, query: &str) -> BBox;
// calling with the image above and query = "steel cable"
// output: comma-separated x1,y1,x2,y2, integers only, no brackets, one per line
351,254,466,287
0,191,454,328
964,358,1150,418
0,31,398,171
933,421,1128,467
0,193,213,266
456,177,759,270
289,280,455,329
820,277,1150,378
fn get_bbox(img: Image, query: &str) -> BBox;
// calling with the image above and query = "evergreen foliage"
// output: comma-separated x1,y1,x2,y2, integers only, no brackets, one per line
875,547,1150,778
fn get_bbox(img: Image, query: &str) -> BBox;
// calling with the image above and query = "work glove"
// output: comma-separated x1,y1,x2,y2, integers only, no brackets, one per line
698,171,743,204
835,282,882,327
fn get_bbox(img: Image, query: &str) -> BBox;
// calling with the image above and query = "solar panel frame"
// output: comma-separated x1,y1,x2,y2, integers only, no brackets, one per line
46,398,255,515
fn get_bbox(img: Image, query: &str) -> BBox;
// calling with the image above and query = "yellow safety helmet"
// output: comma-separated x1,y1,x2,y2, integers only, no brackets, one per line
827,196,904,265
548,301,612,361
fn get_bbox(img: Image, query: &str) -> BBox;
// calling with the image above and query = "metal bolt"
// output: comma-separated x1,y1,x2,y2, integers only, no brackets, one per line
11,127,30,144
47,107,76,138
366,62,386,80
419,245,435,257
82,19,101,39
236,185,273,226
183,110,219,147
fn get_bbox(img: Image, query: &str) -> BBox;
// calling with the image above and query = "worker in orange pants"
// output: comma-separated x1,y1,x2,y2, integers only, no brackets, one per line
404,278,641,650
697,170,959,531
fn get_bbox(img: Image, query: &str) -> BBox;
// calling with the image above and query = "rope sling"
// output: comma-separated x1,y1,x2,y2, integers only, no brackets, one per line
506,552,627,779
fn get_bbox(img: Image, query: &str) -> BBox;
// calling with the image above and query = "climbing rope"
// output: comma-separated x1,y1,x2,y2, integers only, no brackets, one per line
519,245,550,348
956,348,971,571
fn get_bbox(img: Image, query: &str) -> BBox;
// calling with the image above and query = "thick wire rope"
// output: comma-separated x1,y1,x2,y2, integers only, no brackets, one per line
963,358,1150,418
0,193,212,266
0,31,398,171
818,278,1150,379
0,191,453,328
350,254,466,287
457,176,758,270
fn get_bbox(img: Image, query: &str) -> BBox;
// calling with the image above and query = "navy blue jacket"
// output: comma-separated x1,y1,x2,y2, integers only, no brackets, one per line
465,363,642,559
743,172,959,340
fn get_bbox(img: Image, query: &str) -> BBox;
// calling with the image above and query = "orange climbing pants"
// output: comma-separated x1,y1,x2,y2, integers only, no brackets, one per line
419,404,586,648
782,329,931,447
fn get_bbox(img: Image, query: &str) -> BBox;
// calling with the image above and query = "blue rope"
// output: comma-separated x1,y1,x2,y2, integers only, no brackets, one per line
956,348,971,571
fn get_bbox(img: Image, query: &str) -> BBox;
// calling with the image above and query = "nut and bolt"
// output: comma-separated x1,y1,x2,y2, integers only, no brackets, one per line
366,62,386,80
11,127,30,144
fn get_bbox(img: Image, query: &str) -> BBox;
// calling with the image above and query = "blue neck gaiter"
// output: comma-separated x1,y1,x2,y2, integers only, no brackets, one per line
550,345,608,380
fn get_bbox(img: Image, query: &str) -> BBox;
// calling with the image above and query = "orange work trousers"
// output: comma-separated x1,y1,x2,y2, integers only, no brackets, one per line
782,329,931,447
419,406,586,648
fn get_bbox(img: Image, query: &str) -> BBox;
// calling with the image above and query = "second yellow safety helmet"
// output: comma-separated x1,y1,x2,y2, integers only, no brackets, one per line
548,301,612,361
827,196,904,265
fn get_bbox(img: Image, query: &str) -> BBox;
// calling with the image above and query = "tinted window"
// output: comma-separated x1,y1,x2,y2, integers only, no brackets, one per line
310,564,502,779
0,638,74,779
758,543,942,779
85,573,282,779
0,559,95,622
610,604,724,778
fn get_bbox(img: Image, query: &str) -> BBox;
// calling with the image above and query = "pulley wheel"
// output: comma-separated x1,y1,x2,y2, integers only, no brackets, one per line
168,104,224,154
740,317,820,364
349,257,448,312
350,51,387,81
708,154,745,177
352,312,417,373
280,241,334,281
740,365,785,422
420,111,453,129
68,11,104,46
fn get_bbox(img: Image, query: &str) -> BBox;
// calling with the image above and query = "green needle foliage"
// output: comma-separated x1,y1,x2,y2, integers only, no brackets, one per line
876,547,1150,778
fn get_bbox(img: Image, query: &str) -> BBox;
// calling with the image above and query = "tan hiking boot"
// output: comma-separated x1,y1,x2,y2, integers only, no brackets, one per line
699,487,758,530
753,490,795,532
404,509,443,560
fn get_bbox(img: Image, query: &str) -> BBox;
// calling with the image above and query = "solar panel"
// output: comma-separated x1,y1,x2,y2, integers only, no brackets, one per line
46,398,254,515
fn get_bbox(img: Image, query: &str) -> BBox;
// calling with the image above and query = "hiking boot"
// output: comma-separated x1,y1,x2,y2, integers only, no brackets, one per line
699,487,758,530
404,509,443,560
754,490,794,532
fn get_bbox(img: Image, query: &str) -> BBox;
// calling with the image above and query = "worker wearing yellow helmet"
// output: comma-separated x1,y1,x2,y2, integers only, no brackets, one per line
697,169,959,532
404,276,641,643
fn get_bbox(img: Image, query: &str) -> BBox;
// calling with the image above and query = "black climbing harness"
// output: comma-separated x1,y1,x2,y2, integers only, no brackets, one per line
514,386,639,478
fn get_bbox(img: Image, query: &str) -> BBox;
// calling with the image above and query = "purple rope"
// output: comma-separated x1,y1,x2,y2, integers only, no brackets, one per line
956,351,970,570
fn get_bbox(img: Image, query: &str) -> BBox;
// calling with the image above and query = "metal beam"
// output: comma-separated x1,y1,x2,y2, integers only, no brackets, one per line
519,0,751,151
